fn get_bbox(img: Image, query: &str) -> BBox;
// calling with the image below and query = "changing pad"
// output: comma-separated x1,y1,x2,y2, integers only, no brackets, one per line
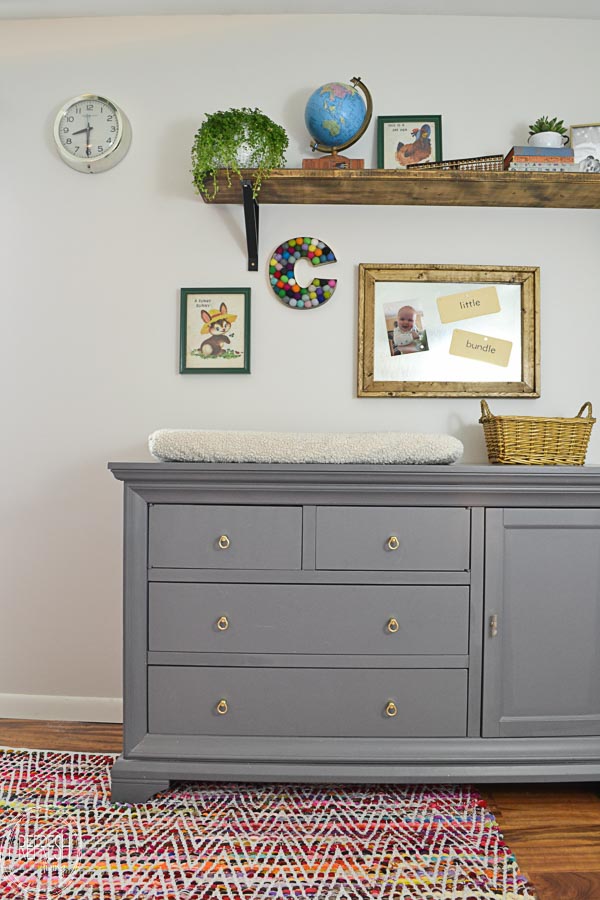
148,430,463,465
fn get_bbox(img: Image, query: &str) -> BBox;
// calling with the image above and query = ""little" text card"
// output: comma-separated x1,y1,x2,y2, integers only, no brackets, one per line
437,286,501,324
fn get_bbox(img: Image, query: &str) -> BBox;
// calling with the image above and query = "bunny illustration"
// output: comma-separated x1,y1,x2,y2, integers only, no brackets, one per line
198,302,237,357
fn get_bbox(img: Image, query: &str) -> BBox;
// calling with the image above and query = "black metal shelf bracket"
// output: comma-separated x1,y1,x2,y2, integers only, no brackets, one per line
242,180,259,272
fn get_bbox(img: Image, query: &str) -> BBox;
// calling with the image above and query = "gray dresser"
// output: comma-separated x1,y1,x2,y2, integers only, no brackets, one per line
108,463,600,803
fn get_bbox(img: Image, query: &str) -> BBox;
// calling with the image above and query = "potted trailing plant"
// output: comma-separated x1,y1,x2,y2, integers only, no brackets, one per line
528,115,569,148
191,107,289,200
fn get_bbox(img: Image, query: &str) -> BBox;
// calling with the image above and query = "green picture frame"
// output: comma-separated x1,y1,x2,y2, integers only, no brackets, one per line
179,287,251,374
377,115,443,170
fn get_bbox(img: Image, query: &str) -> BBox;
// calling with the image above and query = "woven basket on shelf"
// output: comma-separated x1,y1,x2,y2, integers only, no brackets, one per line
479,400,595,466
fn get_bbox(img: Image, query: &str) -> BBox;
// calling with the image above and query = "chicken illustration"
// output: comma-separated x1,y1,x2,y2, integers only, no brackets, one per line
395,124,432,166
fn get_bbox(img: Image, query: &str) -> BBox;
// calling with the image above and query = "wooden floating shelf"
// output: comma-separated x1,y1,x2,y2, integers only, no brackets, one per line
203,168,600,210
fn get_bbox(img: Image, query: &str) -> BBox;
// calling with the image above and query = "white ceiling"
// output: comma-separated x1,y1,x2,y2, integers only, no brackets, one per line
2,0,600,17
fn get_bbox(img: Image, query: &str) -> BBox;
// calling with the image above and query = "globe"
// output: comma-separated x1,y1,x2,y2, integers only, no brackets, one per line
305,80,371,153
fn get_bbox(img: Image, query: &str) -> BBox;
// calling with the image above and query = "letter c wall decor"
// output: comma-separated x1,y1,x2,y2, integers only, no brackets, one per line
269,237,337,309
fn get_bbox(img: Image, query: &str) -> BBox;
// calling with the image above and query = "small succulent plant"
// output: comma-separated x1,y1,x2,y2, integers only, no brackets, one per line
529,116,568,137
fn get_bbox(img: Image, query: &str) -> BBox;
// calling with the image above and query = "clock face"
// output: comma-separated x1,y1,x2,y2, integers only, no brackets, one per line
54,94,131,173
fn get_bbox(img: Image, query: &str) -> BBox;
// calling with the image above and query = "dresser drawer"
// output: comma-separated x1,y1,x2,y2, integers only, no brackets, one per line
316,507,470,571
148,666,468,738
149,583,470,655
148,505,302,569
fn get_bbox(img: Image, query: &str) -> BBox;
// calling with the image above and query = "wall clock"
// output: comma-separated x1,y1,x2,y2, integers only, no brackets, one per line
53,93,132,173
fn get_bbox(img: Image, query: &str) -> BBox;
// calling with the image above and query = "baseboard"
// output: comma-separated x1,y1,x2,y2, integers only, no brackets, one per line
0,693,123,723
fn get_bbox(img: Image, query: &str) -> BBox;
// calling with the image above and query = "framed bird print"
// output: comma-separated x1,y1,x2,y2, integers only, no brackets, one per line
179,288,251,374
377,115,442,169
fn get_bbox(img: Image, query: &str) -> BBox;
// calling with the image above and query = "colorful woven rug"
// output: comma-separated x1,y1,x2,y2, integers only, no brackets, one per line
0,748,537,899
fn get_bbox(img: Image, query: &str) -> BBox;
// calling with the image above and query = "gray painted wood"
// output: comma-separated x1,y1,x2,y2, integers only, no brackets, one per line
122,486,149,754
128,732,600,764
467,507,484,737
148,666,468,738
108,462,600,802
483,508,600,738
111,775,170,804
301,506,316,570
315,506,470,571
147,652,470,669
149,504,302,570
109,753,600,786
148,583,470,655
149,568,471,585
109,462,600,509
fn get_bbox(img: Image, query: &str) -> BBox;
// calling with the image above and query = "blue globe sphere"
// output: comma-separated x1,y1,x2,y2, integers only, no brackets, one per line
305,82,367,150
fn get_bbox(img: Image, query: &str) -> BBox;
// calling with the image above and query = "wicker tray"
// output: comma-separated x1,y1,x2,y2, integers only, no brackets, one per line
479,400,595,466
407,155,504,172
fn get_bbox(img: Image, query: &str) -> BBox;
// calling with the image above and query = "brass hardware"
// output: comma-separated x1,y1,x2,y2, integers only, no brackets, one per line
216,616,229,632
386,617,399,634
216,698,229,715
489,614,499,638
386,536,400,551
385,700,398,718
217,535,231,550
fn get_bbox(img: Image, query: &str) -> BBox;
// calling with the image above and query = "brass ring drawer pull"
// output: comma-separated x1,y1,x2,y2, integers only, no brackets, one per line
216,616,229,631
216,698,229,715
386,535,400,551
386,617,399,634
217,535,231,550
385,700,398,718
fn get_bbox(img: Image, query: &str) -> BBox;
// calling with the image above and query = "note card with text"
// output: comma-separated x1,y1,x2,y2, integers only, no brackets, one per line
449,329,513,367
437,286,501,324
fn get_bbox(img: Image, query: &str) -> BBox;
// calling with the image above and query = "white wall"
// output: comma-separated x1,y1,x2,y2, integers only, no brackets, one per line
1,14,599,719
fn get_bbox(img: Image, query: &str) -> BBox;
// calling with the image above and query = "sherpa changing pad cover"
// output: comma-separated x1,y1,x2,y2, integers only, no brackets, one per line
148,430,463,465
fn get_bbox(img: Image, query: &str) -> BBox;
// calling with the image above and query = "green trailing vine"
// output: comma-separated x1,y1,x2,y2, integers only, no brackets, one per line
191,107,289,200
528,115,568,137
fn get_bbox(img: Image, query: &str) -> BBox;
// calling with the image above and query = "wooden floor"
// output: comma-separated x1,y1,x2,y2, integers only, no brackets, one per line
0,719,599,900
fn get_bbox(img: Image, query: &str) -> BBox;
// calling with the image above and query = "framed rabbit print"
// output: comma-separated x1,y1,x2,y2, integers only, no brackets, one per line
180,288,251,374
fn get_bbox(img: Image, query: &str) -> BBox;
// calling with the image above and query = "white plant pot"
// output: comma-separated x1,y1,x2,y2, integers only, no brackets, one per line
528,131,566,148
234,141,254,167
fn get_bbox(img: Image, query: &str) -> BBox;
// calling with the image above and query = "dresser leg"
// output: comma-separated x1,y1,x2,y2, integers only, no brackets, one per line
110,778,171,804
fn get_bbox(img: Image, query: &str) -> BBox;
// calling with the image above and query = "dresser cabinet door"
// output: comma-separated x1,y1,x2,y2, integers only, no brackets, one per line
483,509,600,738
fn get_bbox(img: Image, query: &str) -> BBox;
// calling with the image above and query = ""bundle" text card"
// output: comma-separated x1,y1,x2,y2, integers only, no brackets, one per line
449,329,513,367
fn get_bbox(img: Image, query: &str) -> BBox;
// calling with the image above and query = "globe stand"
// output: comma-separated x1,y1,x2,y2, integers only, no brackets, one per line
302,76,372,172
302,153,364,170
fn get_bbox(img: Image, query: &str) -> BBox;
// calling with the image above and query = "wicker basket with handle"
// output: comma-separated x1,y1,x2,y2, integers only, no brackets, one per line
479,400,595,465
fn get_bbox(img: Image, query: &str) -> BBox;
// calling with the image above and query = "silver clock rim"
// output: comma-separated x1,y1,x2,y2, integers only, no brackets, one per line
53,93,131,173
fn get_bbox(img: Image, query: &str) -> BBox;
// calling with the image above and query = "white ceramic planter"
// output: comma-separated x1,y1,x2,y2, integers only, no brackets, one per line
528,132,567,148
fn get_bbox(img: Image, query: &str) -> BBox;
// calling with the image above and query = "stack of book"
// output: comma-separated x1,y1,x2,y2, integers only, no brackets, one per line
504,145,574,172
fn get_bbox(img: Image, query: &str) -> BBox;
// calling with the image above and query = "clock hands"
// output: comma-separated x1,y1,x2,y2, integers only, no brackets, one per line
71,116,94,155
85,116,92,157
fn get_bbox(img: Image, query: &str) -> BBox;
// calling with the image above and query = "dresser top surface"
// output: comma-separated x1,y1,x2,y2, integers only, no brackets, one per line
109,461,600,470
108,461,600,490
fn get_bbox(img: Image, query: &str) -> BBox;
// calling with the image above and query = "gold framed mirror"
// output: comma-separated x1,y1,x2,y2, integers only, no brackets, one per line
358,264,540,398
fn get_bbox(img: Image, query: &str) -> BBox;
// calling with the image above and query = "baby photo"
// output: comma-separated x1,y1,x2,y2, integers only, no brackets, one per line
383,302,429,356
